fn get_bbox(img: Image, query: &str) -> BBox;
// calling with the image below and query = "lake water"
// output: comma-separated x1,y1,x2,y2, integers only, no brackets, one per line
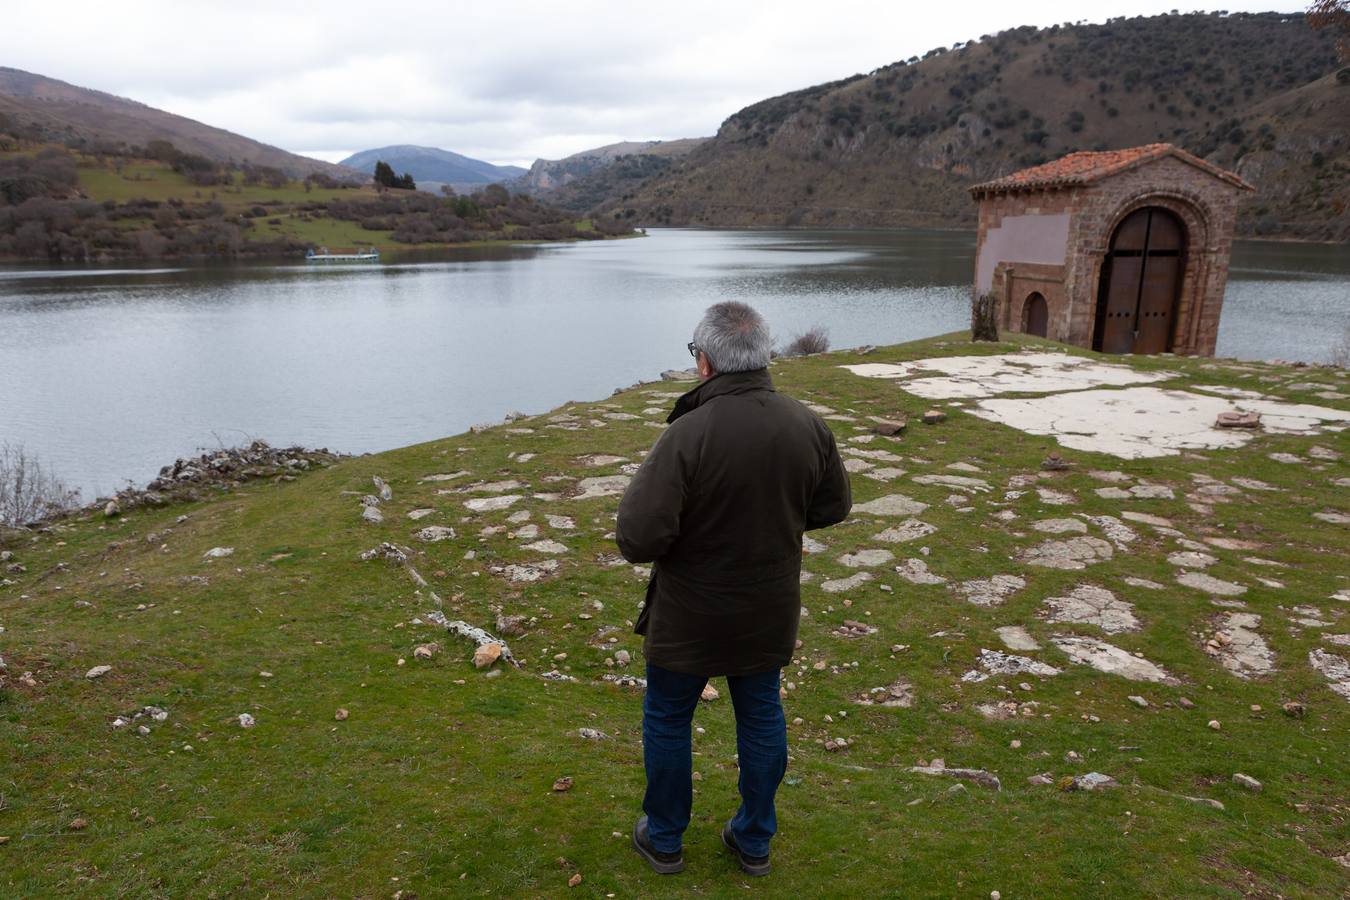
0,227,1346,499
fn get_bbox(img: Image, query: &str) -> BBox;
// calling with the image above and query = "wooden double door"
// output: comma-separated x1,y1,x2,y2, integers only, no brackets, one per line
1093,207,1185,354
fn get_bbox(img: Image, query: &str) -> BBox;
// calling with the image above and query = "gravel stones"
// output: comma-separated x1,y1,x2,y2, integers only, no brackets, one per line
1042,584,1140,634
1051,635,1178,684
1018,536,1114,570
1205,613,1275,679
952,574,1026,607
854,494,930,517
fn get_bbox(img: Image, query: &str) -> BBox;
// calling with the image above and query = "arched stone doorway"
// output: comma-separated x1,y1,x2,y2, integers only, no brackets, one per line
1093,206,1186,354
1022,292,1049,338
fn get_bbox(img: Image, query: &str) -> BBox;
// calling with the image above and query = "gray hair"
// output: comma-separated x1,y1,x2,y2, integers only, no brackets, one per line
692,302,772,373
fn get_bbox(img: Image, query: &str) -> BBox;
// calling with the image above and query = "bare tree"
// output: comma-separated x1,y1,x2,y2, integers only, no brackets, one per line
1308,0,1350,61
0,443,80,526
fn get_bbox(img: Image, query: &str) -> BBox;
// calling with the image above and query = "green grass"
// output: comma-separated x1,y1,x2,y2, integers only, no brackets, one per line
1,333,1348,897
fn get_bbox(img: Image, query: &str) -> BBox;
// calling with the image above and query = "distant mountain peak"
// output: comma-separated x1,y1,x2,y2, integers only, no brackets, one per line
338,145,525,188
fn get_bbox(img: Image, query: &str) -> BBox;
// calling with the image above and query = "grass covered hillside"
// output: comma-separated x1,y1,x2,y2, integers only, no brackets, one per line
598,12,1347,240
0,141,631,262
2,334,1348,896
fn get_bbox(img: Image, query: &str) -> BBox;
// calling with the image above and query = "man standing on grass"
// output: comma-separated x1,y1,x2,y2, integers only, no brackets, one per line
616,301,852,877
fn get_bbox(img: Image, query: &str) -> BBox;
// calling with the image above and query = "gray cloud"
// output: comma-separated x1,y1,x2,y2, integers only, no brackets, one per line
7,1,1287,167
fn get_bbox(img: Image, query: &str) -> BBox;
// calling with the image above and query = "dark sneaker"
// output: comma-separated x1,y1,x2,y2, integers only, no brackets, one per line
632,815,685,874
721,821,771,876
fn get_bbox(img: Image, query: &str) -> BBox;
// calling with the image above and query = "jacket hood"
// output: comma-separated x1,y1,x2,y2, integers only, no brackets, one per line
667,368,775,424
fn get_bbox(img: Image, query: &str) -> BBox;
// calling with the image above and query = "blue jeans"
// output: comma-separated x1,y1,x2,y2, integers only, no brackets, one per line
642,663,787,857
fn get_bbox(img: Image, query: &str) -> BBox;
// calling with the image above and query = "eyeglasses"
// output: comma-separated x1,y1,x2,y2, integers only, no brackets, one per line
687,342,700,359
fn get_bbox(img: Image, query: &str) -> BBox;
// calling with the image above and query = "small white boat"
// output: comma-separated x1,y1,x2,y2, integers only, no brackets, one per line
305,246,380,264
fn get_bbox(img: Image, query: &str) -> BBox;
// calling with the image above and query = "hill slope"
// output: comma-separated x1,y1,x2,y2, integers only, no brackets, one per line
0,68,358,181
597,13,1347,240
2,335,1349,895
339,145,526,191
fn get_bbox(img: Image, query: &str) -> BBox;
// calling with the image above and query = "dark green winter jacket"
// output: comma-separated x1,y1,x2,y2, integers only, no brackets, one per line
616,368,852,676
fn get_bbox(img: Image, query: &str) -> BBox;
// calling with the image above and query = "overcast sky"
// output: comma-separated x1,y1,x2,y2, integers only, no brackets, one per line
9,1,1300,167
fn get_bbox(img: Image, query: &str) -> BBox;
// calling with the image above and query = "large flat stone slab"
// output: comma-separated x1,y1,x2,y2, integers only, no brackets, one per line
1042,584,1139,634
854,494,929,516
970,387,1350,460
1051,635,1179,684
841,352,1174,399
1205,613,1275,679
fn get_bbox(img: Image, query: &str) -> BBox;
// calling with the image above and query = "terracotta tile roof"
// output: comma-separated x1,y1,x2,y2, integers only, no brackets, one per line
969,143,1253,195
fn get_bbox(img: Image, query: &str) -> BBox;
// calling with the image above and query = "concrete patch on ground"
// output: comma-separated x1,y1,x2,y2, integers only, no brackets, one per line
840,352,1174,399
1309,649,1350,702
1205,612,1275,678
970,387,1350,459
1042,584,1139,634
854,494,929,516
1051,635,1179,684
874,520,938,543
1018,536,1114,570
952,574,1026,607
996,625,1041,651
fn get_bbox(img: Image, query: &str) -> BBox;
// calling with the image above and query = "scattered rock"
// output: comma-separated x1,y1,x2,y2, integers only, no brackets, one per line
952,574,1026,607
1128,695,1149,708
85,665,112,680
577,727,609,740
473,643,503,669
335,708,349,721
464,495,523,512
854,495,930,517
1042,584,1139,634
895,558,946,584
909,763,1001,790
570,475,631,501
414,643,439,660
1051,635,1178,684
976,648,1061,677
995,625,1040,651
238,713,256,728
1308,649,1350,702
553,776,574,792
1215,411,1260,429
202,547,234,559
1176,572,1247,597
922,409,947,425
871,417,908,436
1232,773,1262,792
1204,613,1274,679
855,678,914,708
1032,518,1088,534
1281,700,1305,718
1068,772,1119,791
821,572,874,593
414,526,456,542
839,548,895,568
361,506,384,524
1168,551,1218,569
1019,536,1113,570
873,519,938,543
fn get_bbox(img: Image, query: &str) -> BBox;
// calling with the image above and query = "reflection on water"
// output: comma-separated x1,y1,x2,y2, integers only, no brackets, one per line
0,228,1344,496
